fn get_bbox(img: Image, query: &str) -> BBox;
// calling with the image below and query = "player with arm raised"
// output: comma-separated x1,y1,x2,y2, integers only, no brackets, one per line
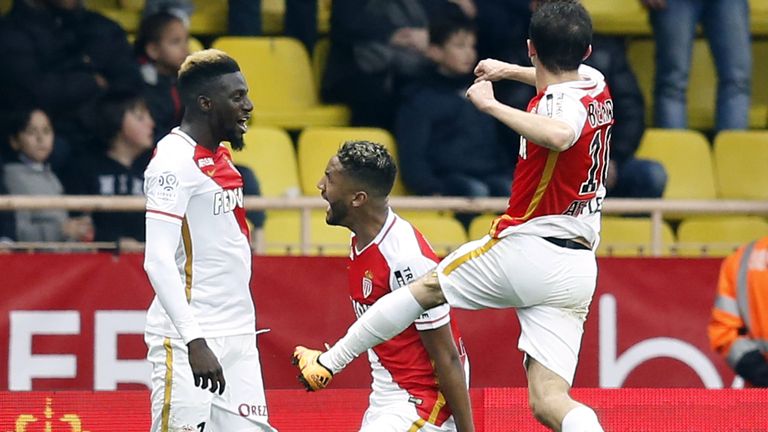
143,49,276,432
293,1,609,431
295,141,473,432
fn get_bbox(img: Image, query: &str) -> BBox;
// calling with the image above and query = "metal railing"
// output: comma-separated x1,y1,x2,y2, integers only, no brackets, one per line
1,195,767,256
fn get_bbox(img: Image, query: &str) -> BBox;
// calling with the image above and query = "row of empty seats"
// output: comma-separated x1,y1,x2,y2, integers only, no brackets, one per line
260,211,768,258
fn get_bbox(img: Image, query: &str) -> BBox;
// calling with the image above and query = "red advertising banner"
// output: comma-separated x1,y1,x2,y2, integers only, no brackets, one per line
2,388,767,431
0,254,732,391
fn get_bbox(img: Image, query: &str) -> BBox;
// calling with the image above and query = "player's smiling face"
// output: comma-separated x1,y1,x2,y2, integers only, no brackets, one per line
318,156,355,227
210,72,252,150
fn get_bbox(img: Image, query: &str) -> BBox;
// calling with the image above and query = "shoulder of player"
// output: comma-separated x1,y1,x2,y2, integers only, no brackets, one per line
379,218,434,265
146,136,196,172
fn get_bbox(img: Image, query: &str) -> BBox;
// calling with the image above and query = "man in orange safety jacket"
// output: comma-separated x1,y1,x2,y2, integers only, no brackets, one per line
708,236,768,387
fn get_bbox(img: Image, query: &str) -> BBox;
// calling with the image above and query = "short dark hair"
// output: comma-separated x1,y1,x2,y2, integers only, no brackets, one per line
177,49,240,106
92,92,148,148
134,10,184,58
337,140,397,198
429,4,475,47
529,0,592,73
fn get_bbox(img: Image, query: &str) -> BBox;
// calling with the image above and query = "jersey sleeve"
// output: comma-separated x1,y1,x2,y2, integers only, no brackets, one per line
389,255,450,331
144,156,193,225
539,89,588,149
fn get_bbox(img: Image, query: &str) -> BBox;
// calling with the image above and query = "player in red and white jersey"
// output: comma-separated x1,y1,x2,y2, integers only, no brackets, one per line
294,2,606,431
294,141,473,432
143,49,276,432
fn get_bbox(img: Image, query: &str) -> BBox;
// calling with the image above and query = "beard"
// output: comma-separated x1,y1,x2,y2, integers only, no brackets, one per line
326,200,349,227
229,133,245,151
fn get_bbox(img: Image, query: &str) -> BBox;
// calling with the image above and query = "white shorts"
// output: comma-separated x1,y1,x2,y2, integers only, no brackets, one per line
360,402,457,432
146,333,276,432
435,234,597,384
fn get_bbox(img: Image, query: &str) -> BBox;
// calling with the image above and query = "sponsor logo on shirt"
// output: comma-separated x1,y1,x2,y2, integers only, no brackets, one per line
393,267,414,288
362,270,374,298
352,299,371,319
197,157,215,168
213,187,244,215
408,395,424,406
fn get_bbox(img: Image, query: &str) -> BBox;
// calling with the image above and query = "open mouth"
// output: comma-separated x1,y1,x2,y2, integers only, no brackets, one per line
237,115,250,133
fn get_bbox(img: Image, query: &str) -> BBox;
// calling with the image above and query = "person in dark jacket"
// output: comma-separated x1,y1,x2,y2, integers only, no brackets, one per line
394,9,511,199
585,35,667,198
0,0,143,157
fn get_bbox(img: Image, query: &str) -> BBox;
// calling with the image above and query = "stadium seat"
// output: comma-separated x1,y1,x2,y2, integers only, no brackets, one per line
636,129,717,200
713,130,768,200
598,217,675,257
86,0,142,32
581,0,650,35
677,216,768,257
297,127,408,196
261,0,332,35
231,127,300,198
212,37,350,129
468,213,500,240
628,39,768,130
262,210,350,256
188,36,205,53
189,0,227,35
406,214,468,256
0,0,11,14
752,0,768,35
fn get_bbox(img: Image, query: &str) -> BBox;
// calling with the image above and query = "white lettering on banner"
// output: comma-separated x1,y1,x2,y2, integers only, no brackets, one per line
94,311,152,390
598,294,723,388
9,311,79,390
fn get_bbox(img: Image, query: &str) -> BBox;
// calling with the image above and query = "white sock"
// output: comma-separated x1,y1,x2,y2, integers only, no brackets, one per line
561,406,604,432
319,287,425,374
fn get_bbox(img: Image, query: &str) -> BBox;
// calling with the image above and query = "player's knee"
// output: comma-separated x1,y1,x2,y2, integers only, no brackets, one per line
410,271,446,309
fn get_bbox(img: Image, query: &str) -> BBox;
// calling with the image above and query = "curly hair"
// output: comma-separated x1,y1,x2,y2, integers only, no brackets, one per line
337,140,397,198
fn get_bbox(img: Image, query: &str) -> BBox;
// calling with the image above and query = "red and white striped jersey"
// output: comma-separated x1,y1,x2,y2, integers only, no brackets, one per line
491,65,613,248
348,210,466,426
143,128,255,342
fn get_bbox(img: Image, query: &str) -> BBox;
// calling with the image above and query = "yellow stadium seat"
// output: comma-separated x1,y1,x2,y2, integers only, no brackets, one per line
212,37,350,129
581,0,650,35
231,127,300,198
677,216,768,257
297,127,408,196
263,210,350,256
0,0,11,14
636,129,716,199
262,0,331,35
713,131,768,200
598,217,675,257
188,36,205,53
468,213,500,240
189,0,227,35
406,214,468,256
751,0,768,35
628,39,767,130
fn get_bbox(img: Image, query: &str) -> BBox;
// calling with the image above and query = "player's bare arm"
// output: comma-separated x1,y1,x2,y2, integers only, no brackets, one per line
474,58,536,86
419,325,475,432
466,81,575,151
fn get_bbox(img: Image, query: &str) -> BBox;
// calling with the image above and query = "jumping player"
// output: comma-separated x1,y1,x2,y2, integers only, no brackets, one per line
293,1,609,431
143,49,276,431
295,141,474,431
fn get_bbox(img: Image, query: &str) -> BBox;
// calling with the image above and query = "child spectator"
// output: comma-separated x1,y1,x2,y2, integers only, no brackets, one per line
395,8,512,200
63,93,154,244
2,107,93,242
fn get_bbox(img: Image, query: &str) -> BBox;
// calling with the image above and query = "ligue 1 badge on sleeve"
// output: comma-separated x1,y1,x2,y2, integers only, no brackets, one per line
362,270,374,298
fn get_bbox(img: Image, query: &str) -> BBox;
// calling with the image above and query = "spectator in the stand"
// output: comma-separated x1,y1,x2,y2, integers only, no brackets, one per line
709,236,768,388
322,0,431,128
641,0,751,131
228,0,318,53
2,107,93,242
63,92,154,244
135,10,190,143
0,0,143,159
585,35,667,198
395,8,511,202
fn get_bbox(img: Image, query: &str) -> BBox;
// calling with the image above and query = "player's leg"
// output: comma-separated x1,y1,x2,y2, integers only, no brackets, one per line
146,333,213,432
210,334,277,431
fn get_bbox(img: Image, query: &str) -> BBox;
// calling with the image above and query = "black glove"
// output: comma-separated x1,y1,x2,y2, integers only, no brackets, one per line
734,349,768,387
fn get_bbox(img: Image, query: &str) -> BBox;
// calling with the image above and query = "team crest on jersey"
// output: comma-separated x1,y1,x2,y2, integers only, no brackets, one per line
362,270,374,298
